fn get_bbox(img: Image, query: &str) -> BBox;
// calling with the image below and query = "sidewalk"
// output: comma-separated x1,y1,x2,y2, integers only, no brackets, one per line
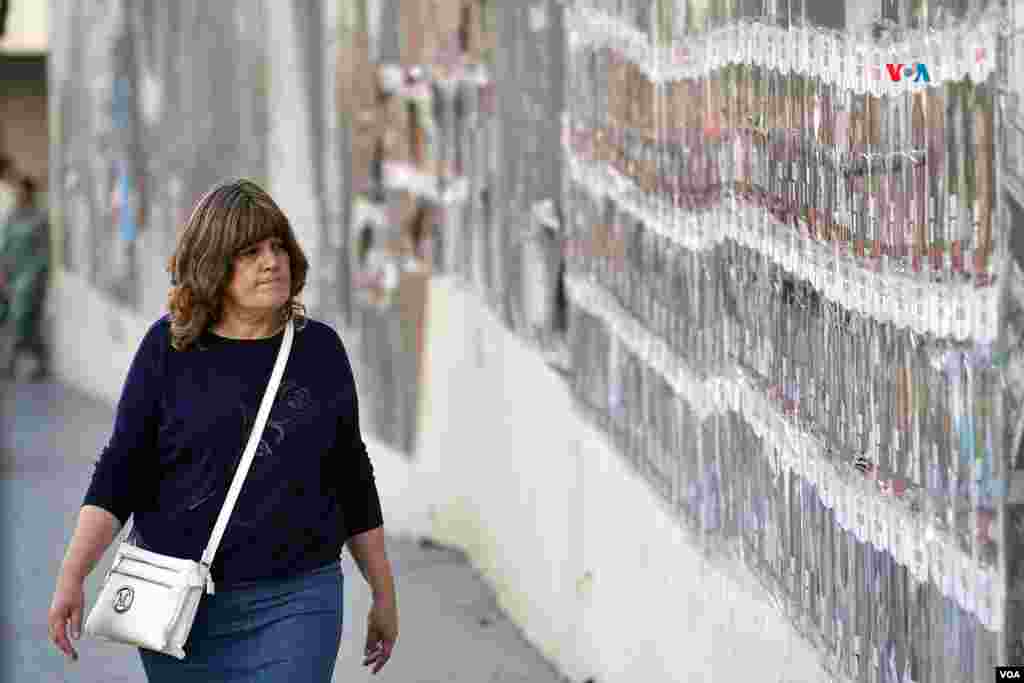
0,378,566,683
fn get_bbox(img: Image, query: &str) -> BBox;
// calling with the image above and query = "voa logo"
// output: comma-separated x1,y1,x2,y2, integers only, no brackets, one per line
998,670,1022,679
885,63,931,83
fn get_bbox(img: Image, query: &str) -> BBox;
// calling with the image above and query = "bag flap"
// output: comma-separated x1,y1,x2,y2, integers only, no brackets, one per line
113,546,203,588
115,544,201,574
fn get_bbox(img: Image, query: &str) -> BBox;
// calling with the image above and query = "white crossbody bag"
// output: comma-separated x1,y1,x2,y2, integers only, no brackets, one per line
83,318,294,659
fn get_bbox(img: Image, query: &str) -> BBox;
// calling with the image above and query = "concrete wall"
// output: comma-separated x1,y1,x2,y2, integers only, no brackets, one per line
265,0,322,316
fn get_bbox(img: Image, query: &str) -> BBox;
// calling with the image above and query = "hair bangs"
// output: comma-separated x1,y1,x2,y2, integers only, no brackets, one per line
221,195,277,256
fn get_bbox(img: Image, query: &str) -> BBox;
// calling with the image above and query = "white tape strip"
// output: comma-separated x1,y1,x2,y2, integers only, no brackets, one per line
567,4,1001,93
565,149,999,343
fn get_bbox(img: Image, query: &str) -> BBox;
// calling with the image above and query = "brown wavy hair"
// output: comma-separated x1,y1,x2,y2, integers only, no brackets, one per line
166,179,309,351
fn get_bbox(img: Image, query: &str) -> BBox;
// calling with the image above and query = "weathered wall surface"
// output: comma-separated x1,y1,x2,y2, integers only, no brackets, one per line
49,1,269,312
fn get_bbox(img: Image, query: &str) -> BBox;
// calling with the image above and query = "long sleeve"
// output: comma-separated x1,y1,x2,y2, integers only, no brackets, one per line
342,431,384,540
333,340,384,540
82,319,167,525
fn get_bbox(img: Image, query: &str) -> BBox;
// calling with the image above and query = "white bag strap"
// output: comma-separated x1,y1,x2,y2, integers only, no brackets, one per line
199,318,294,571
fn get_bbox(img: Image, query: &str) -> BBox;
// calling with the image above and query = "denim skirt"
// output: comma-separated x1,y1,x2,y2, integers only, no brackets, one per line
138,561,344,683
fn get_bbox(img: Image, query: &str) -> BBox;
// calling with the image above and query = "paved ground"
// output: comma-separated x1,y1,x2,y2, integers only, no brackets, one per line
0,378,566,683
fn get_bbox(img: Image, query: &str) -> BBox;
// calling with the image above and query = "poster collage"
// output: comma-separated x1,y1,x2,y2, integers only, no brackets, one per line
339,1,571,454
342,0,1024,680
560,1,1020,682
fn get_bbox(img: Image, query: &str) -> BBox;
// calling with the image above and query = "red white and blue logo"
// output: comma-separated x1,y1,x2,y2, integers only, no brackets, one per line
885,63,931,83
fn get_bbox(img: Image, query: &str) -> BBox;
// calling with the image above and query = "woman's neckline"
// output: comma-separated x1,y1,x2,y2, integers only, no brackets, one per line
206,321,287,343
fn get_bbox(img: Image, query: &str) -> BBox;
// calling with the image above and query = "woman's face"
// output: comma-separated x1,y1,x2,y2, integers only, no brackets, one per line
222,236,291,317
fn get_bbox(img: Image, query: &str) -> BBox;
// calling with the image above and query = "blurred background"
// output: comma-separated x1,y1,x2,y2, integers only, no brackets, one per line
3,1,1024,682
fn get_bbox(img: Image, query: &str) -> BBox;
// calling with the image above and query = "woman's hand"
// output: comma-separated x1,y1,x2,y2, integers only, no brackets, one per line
348,527,398,674
46,506,121,662
362,598,397,674
48,575,85,661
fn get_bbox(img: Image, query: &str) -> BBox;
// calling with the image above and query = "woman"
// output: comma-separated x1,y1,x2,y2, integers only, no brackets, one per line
0,175,50,379
46,179,398,680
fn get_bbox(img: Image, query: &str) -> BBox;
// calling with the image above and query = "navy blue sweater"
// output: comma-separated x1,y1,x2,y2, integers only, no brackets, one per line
83,315,383,585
